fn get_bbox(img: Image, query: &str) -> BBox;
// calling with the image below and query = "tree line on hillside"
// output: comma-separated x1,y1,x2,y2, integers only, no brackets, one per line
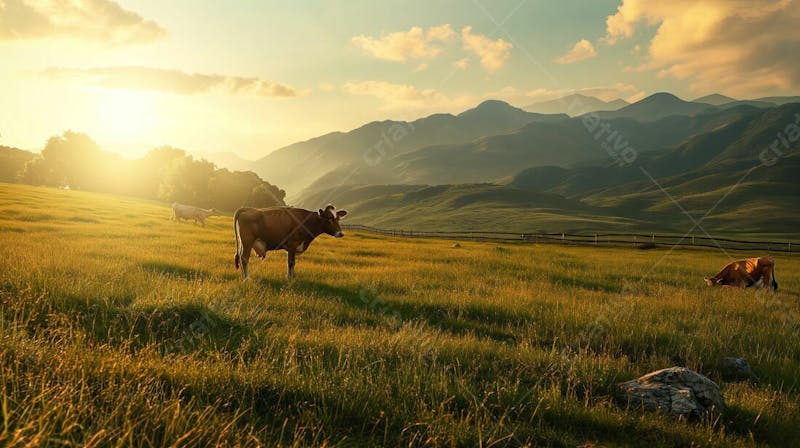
18,131,285,211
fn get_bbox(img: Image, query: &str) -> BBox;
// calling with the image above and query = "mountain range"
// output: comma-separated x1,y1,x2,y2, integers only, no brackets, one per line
3,91,798,235
272,92,799,235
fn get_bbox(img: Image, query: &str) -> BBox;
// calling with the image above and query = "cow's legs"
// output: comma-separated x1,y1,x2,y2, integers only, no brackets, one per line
762,268,775,291
240,240,253,280
287,249,296,280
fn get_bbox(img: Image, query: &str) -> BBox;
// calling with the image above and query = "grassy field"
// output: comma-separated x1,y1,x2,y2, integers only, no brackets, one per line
0,182,799,447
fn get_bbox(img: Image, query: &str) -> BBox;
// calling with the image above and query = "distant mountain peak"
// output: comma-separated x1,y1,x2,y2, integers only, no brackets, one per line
461,99,519,115
476,99,513,108
524,94,629,115
693,93,738,105
589,91,716,122
640,92,684,103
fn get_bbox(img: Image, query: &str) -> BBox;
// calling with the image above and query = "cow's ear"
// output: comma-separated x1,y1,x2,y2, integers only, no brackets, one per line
318,209,324,216
336,210,347,219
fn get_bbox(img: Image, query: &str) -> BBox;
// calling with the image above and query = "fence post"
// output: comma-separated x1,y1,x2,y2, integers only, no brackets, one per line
633,235,637,247
692,236,695,245
595,234,598,245
562,233,565,242
652,234,655,243
789,240,792,255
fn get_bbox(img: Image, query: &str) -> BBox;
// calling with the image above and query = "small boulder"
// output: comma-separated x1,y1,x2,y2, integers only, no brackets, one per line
452,243,462,248
720,357,755,382
616,367,725,419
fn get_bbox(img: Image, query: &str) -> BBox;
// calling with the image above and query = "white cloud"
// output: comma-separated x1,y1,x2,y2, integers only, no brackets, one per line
603,0,800,96
42,66,298,97
413,63,429,73
461,26,512,72
555,39,597,64
317,82,336,92
351,24,512,73
342,80,474,111
0,0,166,45
452,57,470,70
351,24,455,62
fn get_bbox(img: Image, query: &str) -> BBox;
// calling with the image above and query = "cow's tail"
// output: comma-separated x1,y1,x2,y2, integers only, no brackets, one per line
772,260,779,291
233,208,243,270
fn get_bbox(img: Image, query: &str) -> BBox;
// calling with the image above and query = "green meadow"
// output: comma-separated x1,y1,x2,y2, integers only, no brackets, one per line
0,182,798,447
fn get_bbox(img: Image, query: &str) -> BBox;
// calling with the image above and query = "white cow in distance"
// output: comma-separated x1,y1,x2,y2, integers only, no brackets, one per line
171,203,220,227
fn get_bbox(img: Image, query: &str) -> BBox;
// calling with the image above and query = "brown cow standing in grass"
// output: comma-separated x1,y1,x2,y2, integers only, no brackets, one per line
172,203,220,227
705,256,778,290
233,205,347,280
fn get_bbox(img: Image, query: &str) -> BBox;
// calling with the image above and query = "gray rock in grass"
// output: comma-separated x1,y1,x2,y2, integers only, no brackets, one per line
616,367,725,419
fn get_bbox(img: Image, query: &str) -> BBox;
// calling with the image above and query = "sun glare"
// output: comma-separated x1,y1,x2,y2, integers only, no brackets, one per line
95,90,159,141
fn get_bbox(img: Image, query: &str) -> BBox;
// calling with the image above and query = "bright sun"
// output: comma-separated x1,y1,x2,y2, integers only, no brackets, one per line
96,90,159,141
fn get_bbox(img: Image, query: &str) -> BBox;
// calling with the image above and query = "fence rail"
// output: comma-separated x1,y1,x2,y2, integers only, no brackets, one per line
343,224,794,254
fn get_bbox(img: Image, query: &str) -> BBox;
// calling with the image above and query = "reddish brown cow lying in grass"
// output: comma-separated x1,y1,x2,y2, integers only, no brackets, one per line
172,203,220,227
233,205,347,280
705,256,778,291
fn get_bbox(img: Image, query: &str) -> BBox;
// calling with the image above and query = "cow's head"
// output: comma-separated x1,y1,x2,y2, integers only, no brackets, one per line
704,277,721,286
318,205,347,238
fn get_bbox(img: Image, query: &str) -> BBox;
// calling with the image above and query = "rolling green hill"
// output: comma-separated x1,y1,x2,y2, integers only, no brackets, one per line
299,182,659,232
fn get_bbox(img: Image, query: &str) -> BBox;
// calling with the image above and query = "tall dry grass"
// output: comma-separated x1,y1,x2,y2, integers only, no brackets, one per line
0,182,798,446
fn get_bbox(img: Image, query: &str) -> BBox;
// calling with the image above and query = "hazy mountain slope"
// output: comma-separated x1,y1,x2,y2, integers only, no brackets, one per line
524,94,629,115
251,101,566,196
189,151,254,172
0,146,37,182
504,104,788,199
577,104,800,232
592,92,715,121
314,103,800,234
380,105,767,186
297,104,767,202
693,94,737,105
582,155,800,234
754,96,800,105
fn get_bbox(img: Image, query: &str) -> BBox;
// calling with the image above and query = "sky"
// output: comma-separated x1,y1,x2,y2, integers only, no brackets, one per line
1,0,799,160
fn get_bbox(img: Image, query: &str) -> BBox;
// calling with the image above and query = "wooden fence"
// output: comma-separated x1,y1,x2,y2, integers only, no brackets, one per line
343,224,794,254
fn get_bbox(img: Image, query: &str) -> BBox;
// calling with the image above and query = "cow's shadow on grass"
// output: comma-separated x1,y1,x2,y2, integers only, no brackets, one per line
257,277,522,343
141,261,211,281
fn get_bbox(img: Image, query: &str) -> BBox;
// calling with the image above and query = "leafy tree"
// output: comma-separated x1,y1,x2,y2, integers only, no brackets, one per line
18,131,286,211
250,182,286,208
18,157,53,186
157,156,215,206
